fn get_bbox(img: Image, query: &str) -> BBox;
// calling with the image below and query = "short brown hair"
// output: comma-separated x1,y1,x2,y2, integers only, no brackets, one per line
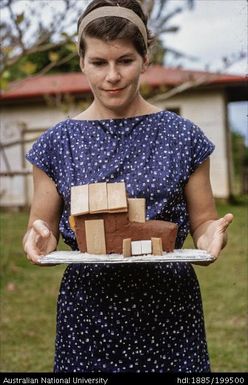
77,0,154,58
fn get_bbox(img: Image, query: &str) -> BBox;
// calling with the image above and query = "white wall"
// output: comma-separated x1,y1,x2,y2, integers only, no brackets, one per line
0,103,73,207
0,89,230,207
156,89,230,198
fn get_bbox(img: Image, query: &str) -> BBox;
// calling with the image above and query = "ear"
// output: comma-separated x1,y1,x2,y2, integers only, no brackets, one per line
141,54,149,73
80,57,85,73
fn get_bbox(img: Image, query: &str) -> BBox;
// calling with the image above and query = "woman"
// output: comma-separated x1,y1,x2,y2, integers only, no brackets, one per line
23,0,233,373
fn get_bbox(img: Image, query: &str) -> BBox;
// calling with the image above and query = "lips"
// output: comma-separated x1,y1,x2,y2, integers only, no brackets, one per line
103,87,125,93
106,88,122,91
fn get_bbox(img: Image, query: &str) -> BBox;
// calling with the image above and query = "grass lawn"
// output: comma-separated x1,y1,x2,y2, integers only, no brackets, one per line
0,198,247,372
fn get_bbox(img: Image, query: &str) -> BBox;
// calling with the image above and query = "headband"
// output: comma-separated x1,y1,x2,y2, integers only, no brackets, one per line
78,6,148,52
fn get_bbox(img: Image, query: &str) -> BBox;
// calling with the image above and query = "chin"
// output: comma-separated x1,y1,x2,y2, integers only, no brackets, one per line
103,100,130,111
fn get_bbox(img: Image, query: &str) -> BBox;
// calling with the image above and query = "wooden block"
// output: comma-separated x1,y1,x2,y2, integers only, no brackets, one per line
152,238,163,256
122,238,132,257
85,219,106,254
71,185,89,216
141,240,152,254
69,215,75,231
89,183,108,213
107,182,128,212
128,198,146,223
131,241,142,256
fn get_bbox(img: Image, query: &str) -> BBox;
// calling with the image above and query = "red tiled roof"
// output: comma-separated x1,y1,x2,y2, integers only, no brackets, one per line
1,65,245,101
1,73,91,101
141,66,246,87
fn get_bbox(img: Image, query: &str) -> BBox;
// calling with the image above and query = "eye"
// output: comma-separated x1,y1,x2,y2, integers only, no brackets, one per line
91,61,106,67
119,59,134,65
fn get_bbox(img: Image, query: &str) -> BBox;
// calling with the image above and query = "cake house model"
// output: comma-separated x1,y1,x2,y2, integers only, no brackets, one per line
69,182,178,257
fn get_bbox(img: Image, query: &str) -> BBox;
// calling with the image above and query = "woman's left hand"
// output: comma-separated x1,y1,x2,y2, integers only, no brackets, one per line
196,213,234,259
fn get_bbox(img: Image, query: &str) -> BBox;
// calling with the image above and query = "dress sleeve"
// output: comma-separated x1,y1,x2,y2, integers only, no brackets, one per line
189,123,215,175
26,128,54,181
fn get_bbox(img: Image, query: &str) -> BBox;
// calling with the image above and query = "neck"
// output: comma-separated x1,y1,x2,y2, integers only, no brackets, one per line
84,95,160,120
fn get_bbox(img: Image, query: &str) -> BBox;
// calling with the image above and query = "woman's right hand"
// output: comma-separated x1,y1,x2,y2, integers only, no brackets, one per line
23,219,58,265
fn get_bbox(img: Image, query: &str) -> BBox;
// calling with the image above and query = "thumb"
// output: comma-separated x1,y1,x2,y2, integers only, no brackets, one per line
32,219,51,238
218,213,234,232
223,213,234,226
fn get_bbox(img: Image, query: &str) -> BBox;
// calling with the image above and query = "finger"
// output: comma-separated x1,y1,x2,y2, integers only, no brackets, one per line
24,231,42,256
223,213,234,225
25,242,43,263
32,219,50,238
23,228,36,254
207,243,222,259
24,229,45,262
218,213,234,233
192,260,213,267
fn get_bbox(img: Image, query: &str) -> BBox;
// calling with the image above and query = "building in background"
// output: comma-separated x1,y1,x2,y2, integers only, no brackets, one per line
0,66,246,208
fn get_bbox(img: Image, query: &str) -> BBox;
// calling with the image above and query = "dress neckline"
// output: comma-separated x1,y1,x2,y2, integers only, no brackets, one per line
68,110,165,123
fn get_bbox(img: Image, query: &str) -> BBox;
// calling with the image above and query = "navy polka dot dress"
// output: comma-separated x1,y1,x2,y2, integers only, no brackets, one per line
26,111,215,373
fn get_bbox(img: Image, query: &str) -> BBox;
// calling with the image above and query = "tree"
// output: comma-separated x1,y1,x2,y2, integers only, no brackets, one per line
141,0,196,64
1,0,83,86
1,0,244,88
1,0,196,87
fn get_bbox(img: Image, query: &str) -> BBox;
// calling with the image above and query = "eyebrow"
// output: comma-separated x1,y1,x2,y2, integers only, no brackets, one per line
88,53,136,61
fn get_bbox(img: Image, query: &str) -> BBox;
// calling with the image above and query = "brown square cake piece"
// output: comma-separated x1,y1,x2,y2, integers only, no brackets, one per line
85,219,106,254
71,185,89,216
152,237,163,256
89,183,108,213
123,238,131,257
107,182,128,212
128,198,145,223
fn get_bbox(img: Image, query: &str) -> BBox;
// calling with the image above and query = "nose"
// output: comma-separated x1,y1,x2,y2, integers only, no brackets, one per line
105,64,121,84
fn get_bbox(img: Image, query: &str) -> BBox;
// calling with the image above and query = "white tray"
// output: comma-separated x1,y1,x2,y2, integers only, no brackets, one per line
38,249,215,264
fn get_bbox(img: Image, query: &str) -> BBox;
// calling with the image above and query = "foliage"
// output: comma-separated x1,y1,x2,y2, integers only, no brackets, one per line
1,0,82,87
0,198,247,371
141,0,199,65
231,131,248,194
6,41,81,82
1,0,196,86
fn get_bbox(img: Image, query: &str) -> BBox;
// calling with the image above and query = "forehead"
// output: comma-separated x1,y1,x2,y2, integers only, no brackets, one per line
84,36,138,58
